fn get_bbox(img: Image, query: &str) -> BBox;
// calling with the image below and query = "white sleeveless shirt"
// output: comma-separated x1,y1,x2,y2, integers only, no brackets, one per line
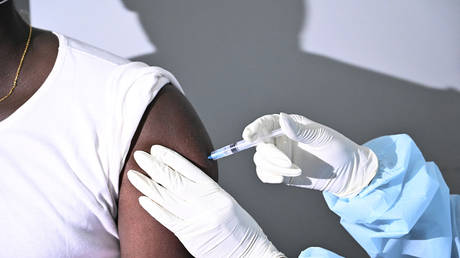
0,33,181,257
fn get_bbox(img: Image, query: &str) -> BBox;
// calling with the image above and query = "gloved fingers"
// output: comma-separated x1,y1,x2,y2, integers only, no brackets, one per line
279,113,332,146
279,112,312,142
127,170,182,210
256,142,291,168
254,143,302,177
281,112,313,125
242,114,280,142
134,150,195,194
138,196,181,230
150,145,212,184
256,167,284,184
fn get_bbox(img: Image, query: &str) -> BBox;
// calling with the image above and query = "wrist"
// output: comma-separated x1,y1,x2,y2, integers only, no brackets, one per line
334,146,379,198
245,238,286,258
258,242,287,258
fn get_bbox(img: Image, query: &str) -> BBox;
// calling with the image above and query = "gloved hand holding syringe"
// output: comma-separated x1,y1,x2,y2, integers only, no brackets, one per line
208,113,378,198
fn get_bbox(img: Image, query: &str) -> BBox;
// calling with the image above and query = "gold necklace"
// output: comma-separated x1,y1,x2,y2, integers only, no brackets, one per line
0,24,33,103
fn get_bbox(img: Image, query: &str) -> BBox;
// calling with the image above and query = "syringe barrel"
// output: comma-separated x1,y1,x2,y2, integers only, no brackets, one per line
208,128,284,160
209,139,253,160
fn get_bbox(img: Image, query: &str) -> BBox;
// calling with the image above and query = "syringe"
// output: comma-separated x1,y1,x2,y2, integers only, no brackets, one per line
208,128,283,160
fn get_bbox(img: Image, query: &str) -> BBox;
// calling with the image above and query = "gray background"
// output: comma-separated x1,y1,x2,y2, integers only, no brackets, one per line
18,0,460,257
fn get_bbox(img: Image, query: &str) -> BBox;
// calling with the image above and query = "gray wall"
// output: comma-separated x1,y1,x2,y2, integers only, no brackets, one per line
21,0,460,256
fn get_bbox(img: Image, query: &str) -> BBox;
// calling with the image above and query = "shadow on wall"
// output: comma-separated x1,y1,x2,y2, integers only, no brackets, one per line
121,0,459,257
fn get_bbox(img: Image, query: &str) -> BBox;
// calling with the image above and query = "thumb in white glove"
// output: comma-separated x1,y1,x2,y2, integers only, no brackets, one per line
243,113,378,198
127,145,286,258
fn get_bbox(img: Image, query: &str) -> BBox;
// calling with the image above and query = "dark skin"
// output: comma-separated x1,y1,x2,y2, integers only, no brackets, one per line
0,2,58,119
1,2,218,257
118,84,218,257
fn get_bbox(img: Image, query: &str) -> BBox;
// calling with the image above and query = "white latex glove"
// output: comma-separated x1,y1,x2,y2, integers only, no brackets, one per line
243,113,379,198
127,145,285,258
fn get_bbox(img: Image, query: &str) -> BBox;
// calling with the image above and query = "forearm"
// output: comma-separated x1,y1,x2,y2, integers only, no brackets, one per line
323,134,452,257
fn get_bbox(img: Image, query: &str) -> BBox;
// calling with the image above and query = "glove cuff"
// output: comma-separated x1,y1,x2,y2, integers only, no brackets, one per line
258,241,287,258
333,146,379,198
243,237,286,258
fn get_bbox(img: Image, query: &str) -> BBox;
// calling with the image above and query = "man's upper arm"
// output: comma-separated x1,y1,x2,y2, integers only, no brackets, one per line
118,83,218,257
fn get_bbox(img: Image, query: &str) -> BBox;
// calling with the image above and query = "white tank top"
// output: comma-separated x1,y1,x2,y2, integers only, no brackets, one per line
0,33,181,257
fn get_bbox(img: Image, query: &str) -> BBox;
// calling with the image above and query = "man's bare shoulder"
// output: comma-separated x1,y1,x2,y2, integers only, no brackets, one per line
117,83,217,257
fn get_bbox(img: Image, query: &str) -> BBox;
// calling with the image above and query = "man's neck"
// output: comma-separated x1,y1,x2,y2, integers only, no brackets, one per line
0,1,29,55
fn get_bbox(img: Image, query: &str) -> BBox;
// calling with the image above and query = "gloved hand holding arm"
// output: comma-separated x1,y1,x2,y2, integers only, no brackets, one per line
127,145,286,258
243,113,379,198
